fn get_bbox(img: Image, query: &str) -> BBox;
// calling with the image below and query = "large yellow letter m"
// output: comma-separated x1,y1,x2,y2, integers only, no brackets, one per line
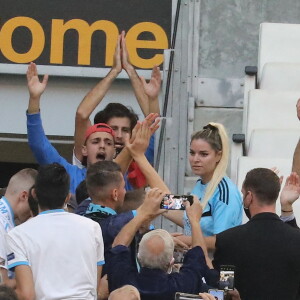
50,19,118,66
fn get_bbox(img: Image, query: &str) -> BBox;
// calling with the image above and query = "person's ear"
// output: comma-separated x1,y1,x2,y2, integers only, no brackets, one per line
111,188,118,202
64,193,71,209
19,190,29,202
170,257,175,266
244,191,253,207
248,191,253,203
167,257,175,274
82,145,88,157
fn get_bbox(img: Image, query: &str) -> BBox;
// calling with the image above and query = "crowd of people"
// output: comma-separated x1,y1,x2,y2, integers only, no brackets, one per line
1,32,300,300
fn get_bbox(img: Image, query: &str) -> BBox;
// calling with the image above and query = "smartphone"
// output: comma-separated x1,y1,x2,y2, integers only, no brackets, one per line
160,194,193,210
208,289,225,300
218,265,235,290
175,292,202,299
173,249,188,264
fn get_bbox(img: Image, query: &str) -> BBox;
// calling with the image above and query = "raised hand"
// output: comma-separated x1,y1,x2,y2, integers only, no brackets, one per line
280,172,300,212
121,30,134,72
125,114,160,158
27,62,48,99
125,121,151,157
185,196,202,224
140,66,161,100
171,233,189,250
144,112,160,135
137,188,165,219
112,34,122,75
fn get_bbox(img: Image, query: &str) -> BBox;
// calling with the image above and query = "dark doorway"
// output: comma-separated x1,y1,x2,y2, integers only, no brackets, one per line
0,162,38,187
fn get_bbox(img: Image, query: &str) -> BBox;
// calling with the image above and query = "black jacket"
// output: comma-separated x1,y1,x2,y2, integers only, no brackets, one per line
213,213,300,300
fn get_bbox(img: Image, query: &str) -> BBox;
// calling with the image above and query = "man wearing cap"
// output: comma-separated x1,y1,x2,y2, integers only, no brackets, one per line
26,62,131,194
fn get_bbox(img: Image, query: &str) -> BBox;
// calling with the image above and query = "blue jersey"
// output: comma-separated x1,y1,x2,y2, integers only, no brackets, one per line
0,197,15,277
184,176,242,237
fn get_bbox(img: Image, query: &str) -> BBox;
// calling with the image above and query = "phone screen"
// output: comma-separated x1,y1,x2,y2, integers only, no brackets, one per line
173,249,188,264
219,265,235,290
160,194,193,210
208,290,224,300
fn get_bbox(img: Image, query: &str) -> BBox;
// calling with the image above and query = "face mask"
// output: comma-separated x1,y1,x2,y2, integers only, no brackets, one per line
244,206,251,220
243,190,251,220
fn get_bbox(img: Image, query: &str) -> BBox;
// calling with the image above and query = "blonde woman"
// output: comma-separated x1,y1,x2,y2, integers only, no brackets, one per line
164,123,242,250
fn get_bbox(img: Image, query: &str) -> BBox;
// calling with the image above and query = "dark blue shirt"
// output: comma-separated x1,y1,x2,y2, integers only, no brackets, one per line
107,245,217,300
84,203,136,276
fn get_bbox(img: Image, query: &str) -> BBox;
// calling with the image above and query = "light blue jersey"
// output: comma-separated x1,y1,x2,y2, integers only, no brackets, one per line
0,197,15,278
184,176,242,236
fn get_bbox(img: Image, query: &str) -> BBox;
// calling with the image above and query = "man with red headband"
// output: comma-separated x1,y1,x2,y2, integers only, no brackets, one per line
26,63,130,194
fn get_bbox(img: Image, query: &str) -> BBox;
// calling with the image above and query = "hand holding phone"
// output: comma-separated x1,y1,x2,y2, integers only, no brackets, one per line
208,289,225,300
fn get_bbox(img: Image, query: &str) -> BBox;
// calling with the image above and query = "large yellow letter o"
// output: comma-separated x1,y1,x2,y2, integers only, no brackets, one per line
0,17,45,63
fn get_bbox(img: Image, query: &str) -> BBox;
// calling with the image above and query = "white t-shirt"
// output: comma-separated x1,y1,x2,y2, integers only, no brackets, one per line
0,197,15,270
6,209,104,300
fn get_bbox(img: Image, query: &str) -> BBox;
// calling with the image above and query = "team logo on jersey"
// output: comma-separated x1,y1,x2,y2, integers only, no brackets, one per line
7,253,15,261
0,257,5,266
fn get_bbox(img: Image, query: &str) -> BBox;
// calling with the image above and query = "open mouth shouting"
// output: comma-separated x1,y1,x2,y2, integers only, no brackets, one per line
96,152,106,161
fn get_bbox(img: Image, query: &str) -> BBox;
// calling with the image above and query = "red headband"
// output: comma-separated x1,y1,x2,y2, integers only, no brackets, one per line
85,123,115,141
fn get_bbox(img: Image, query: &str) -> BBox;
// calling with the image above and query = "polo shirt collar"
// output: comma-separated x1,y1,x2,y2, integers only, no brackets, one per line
39,209,65,215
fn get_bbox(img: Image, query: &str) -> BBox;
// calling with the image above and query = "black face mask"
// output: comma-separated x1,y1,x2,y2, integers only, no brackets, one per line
244,206,251,220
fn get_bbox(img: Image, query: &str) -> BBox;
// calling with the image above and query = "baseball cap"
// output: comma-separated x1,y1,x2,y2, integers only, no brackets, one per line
85,123,115,141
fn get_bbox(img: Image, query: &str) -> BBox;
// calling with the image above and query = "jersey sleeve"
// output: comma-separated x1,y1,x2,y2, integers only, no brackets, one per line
27,112,70,167
0,226,8,269
5,231,29,269
211,180,242,234
94,224,105,266
27,112,84,194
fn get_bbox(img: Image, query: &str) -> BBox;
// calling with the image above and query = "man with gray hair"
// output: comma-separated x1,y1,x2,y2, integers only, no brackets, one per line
138,228,175,273
107,188,217,300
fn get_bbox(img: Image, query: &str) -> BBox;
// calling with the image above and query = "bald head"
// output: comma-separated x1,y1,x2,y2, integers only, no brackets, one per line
144,235,165,256
108,285,140,300
138,229,174,272
5,169,37,197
